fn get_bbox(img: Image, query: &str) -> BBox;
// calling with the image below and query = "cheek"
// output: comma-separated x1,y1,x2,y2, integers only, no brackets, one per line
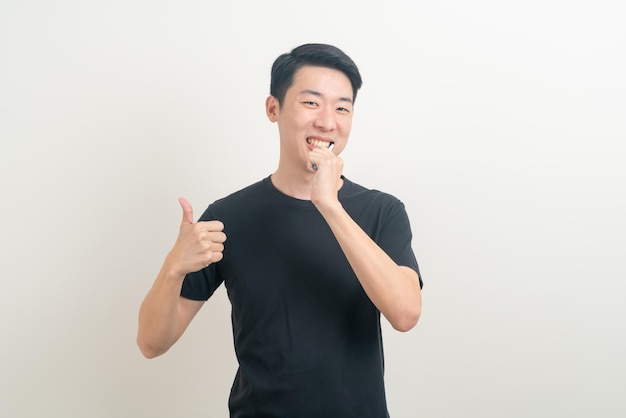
338,122,352,144
332,140,348,155
340,118,352,133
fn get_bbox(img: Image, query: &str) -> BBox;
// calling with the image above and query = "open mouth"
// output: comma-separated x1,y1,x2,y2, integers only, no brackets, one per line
307,138,335,150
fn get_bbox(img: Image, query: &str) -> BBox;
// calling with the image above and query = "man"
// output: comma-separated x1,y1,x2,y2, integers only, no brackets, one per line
137,43,423,417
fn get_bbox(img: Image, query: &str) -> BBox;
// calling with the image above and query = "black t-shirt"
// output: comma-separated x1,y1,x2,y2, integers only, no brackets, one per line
182,176,421,418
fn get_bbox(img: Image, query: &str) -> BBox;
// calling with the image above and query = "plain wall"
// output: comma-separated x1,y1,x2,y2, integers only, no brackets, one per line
1,1,624,417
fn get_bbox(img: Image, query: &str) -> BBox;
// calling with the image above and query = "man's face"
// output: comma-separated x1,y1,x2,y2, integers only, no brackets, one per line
267,65,354,169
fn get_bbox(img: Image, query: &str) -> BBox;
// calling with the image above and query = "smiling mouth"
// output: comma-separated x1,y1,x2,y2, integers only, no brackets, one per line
307,138,335,150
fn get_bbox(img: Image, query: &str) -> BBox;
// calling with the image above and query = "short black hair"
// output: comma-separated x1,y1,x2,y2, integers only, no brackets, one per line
270,43,363,106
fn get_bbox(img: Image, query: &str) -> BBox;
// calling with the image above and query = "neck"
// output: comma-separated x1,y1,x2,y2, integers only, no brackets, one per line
270,167,316,200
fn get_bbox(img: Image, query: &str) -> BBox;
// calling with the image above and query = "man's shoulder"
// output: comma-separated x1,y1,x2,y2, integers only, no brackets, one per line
341,177,402,206
211,177,268,208
195,177,269,221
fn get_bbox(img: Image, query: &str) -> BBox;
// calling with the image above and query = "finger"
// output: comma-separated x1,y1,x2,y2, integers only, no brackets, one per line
178,197,194,225
309,156,325,172
209,231,227,244
205,220,226,235
309,155,320,172
309,148,334,171
210,242,225,253
200,230,227,245
196,220,225,235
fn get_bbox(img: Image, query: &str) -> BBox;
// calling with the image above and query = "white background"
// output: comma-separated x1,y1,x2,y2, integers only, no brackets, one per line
1,1,625,417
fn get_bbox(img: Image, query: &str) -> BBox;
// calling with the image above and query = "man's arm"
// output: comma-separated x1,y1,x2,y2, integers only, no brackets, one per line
309,150,422,332
137,268,204,358
317,203,421,331
137,198,226,358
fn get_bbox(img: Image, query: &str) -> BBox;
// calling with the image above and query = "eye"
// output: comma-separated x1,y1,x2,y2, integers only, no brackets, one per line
303,101,318,107
337,107,351,113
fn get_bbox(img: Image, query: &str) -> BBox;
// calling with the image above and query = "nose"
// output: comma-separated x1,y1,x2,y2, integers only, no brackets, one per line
313,107,336,132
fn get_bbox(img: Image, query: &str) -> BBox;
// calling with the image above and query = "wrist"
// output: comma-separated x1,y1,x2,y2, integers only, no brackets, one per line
161,254,188,282
314,199,344,218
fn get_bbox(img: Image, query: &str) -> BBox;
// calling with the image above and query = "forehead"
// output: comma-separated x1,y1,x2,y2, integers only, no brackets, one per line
289,65,353,99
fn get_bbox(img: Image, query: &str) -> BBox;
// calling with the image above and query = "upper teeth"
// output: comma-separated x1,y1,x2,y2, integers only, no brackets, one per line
309,139,333,149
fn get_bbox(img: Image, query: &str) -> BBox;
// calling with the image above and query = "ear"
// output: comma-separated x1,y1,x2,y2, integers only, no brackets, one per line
265,95,279,122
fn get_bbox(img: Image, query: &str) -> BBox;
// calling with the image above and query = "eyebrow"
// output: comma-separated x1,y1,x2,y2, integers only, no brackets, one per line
300,89,353,104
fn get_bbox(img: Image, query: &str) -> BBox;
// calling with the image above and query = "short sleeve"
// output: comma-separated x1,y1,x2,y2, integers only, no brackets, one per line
376,200,423,288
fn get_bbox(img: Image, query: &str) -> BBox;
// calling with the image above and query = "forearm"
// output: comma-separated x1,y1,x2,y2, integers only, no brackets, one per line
318,202,422,331
137,198,222,358
137,261,186,358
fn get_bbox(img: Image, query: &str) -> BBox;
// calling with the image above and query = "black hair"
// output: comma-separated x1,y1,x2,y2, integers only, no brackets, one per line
270,43,363,106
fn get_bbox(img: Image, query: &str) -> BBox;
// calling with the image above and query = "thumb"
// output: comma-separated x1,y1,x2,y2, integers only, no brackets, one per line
178,197,194,225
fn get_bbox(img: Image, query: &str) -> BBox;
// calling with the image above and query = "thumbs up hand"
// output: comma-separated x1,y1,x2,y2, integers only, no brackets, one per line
165,197,226,277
